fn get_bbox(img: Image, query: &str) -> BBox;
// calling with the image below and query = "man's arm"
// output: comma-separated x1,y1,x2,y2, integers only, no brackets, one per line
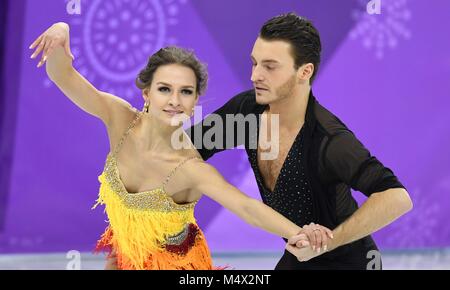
288,131,412,260
288,188,412,261
325,131,413,250
327,187,412,252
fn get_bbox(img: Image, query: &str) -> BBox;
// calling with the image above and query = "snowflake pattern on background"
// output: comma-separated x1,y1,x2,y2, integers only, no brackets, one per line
382,186,441,248
350,0,412,59
43,0,186,100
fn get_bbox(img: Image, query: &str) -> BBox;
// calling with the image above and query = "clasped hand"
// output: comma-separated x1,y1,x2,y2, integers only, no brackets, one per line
286,222,334,262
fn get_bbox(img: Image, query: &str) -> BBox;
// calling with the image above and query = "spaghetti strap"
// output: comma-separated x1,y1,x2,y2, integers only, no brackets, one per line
111,109,143,157
162,156,201,192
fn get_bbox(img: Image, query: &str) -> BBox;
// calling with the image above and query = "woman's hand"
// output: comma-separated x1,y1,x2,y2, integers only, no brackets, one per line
27,22,133,126
285,241,322,262
289,222,334,253
29,22,74,68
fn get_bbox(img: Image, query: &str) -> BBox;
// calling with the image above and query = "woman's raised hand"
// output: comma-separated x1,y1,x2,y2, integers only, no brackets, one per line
29,22,74,68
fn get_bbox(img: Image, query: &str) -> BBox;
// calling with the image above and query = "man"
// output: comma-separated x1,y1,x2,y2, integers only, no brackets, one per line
187,13,412,270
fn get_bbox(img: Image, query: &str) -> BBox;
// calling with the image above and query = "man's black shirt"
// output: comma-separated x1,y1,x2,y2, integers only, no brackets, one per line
187,89,405,269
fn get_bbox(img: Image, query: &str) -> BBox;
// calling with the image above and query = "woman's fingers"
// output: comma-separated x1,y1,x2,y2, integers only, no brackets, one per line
64,38,74,60
29,34,44,50
314,228,326,253
326,228,334,239
314,227,322,252
298,223,334,253
31,36,46,59
37,39,52,67
317,225,334,252
30,23,73,66
305,225,317,251
42,40,52,59
310,223,323,252
43,41,57,65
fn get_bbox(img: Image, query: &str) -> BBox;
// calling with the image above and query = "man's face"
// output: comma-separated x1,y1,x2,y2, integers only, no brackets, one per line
250,37,298,105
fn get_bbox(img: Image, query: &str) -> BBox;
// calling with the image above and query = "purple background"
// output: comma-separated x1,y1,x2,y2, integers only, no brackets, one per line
1,0,449,254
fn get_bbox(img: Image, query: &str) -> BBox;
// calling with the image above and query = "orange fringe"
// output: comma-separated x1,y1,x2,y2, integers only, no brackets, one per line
94,226,219,270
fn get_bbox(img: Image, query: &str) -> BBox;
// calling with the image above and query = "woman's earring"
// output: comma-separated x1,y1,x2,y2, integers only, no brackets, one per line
143,101,150,113
191,110,194,117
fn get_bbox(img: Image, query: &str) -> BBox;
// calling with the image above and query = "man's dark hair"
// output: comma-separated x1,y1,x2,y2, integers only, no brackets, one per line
260,13,322,84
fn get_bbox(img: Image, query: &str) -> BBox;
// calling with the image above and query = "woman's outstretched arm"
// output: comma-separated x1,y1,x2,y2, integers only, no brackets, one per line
29,22,133,127
182,159,332,250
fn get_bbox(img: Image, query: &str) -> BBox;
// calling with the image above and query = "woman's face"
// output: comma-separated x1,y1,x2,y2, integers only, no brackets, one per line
144,63,198,126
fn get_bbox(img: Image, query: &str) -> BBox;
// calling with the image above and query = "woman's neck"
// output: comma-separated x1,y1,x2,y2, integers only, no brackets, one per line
136,114,183,155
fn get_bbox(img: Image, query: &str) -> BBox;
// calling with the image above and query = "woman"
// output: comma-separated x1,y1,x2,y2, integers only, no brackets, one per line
29,22,332,270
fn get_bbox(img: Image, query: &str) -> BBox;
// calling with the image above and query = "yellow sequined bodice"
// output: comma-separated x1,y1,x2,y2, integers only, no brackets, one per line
92,110,213,270
98,152,198,211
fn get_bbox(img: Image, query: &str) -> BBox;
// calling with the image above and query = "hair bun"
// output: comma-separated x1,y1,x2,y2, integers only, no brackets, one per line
135,75,147,90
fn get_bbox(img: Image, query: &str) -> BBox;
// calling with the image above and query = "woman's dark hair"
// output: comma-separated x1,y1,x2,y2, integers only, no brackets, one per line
260,13,322,84
136,46,208,95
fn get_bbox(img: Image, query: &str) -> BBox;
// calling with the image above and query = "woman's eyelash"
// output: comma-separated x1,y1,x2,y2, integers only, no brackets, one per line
158,87,170,92
158,87,193,94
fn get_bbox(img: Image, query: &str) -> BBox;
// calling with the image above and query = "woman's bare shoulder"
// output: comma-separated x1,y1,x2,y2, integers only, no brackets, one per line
179,157,224,186
106,105,139,149
110,101,138,127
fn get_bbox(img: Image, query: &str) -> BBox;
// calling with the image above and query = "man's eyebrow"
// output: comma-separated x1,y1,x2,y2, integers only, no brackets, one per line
250,56,279,64
261,59,279,64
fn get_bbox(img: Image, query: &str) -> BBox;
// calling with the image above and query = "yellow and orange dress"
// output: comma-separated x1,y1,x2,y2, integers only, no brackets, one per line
92,111,215,270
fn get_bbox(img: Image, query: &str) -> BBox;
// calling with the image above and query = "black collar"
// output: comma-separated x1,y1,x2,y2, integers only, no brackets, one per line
305,90,317,136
